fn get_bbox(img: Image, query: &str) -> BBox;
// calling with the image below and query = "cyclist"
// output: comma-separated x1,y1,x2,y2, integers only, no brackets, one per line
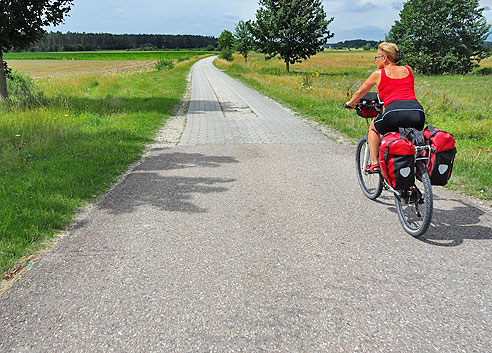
345,42,425,173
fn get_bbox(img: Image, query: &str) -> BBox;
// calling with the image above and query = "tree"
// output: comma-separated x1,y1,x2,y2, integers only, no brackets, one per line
251,0,334,72
386,0,491,74
234,20,254,64
218,30,234,51
218,30,235,61
0,1,73,100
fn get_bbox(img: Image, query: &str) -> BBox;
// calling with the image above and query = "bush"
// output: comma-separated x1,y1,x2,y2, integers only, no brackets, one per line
4,70,45,108
206,44,216,51
220,47,234,61
473,67,492,75
155,59,174,71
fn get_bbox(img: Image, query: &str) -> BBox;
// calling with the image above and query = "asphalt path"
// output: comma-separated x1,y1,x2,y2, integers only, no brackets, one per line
1,57,491,352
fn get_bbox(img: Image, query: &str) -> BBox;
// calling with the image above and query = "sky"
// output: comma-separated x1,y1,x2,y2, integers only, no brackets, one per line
45,0,492,42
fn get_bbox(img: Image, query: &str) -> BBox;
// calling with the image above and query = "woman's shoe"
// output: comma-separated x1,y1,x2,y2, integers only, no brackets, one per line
364,163,380,174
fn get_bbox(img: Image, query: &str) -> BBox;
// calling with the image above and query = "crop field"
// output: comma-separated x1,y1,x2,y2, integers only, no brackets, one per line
215,51,492,200
3,51,214,61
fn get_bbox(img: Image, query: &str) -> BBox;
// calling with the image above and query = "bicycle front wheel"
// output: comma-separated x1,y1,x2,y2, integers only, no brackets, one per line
355,135,383,200
394,163,433,237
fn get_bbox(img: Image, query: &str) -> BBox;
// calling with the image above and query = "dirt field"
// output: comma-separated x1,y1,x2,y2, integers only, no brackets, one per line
6,60,158,79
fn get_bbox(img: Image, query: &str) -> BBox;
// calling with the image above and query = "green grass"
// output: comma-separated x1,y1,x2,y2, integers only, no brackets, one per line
215,54,492,202
0,57,203,275
4,51,215,60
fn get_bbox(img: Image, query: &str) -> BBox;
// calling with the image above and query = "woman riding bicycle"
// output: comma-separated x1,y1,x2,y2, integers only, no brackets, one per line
345,42,425,174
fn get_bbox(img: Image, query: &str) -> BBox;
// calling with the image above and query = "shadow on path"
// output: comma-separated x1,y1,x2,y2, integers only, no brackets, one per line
135,152,238,171
99,151,239,215
418,198,492,246
188,100,223,113
386,195,492,246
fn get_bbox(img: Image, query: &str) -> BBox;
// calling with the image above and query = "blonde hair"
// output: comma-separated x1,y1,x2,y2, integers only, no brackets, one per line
378,42,400,63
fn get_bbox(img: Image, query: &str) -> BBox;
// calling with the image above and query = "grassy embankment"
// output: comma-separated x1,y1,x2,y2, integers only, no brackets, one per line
215,51,492,202
0,54,207,275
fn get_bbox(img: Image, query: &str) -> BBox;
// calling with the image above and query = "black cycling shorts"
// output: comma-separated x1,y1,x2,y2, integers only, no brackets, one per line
374,100,425,135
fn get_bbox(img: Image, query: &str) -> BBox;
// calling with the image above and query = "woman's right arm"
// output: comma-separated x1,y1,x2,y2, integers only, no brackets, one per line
345,70,381,108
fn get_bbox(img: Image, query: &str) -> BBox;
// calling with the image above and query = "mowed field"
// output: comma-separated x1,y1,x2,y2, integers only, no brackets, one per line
6,60,158,78
4,51,211,78
215,50,492,200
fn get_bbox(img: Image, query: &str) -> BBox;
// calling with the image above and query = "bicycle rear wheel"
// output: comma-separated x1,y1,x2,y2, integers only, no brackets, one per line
394,163,433,237
355,135,383,200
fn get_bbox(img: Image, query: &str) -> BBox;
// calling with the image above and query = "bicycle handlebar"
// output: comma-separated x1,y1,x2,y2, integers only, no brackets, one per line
343,101,383,110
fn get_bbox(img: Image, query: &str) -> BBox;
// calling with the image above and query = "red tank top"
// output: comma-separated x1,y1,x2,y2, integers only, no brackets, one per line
378,66,417,107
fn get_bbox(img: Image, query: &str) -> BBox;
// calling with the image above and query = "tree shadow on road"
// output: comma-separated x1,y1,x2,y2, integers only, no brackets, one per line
135,151,239,171
188,100,223,113
99,150,239,214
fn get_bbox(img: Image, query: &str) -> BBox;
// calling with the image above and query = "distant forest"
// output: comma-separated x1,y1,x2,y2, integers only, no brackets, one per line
326,39,380,49
19,32,218,52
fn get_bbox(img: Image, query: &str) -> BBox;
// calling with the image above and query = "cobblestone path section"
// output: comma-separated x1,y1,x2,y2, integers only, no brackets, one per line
180,56,329,145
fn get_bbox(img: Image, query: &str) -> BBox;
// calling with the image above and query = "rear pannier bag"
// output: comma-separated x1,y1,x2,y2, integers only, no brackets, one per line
356,92,381,118
423,125,456,185
379,129,415,190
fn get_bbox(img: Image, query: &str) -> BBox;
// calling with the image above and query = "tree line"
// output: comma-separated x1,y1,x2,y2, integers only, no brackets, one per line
326,40,380,50
21,32,218,52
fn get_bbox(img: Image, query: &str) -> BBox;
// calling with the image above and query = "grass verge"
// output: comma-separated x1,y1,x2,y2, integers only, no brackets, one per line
214,53,492,203
0,57,203,275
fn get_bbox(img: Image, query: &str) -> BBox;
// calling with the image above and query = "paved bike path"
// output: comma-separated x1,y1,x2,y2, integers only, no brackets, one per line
1,57,491,352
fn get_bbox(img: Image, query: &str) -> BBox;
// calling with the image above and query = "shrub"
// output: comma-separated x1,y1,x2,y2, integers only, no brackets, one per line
155,59,174,71
220,47,234,61
4,70,45,108
473,67,492,75
206,44,216,51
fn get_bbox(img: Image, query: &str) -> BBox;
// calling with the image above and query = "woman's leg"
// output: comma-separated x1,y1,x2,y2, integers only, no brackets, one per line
368,120,380,165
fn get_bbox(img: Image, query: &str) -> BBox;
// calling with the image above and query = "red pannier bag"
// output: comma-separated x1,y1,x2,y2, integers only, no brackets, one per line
379,129,415,190
423,125,456,185
356,92,381,118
